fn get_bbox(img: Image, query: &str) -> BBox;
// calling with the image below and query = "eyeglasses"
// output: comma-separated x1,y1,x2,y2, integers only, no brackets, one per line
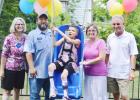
87,29,97,32
112,23,121,26
15,24,24,26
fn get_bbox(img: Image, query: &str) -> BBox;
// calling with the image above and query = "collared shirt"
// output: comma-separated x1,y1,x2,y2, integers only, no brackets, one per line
24,28,53,78
106,31,138,79
1,33,26,71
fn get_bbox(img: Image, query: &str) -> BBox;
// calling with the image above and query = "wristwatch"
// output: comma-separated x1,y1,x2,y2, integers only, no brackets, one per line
131,68,136,71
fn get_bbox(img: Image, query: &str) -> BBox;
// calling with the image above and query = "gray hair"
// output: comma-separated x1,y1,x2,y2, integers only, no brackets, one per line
10,17,26,33
111,15,124,23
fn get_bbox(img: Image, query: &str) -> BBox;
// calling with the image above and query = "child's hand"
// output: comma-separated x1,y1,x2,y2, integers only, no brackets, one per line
51,26,59,36
80,61,89,66
51,26,58,32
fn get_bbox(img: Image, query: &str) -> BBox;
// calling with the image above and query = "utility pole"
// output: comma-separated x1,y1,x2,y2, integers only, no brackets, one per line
0,0,4,15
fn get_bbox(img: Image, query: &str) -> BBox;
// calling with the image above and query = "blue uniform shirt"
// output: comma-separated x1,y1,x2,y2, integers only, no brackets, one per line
24,28,53,78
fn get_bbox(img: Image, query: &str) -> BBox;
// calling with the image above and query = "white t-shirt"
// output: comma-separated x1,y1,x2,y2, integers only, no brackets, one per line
106,31,138,79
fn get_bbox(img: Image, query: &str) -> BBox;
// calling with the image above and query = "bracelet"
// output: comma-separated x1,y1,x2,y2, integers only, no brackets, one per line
131,68,136,71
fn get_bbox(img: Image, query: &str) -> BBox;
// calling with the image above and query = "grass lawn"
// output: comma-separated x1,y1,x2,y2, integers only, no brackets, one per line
0,71,140,100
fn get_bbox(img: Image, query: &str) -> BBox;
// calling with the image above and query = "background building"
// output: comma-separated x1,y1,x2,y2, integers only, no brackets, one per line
73,0,92,26
60,0,93,26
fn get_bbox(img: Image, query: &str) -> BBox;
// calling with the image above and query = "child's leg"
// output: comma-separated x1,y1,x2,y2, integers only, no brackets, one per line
61,62,76,99
48,63,57,97
61,69,69,98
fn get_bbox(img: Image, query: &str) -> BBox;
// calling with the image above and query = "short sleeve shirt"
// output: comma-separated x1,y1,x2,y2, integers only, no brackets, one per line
24,28,53,78
83,39,107,76
106,31,138,79
1,33,26,71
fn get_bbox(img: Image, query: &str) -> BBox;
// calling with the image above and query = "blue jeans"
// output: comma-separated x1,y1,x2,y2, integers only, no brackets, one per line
29,78,50,100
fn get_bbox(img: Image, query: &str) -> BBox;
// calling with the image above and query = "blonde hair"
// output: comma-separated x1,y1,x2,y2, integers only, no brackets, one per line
10,17,27,33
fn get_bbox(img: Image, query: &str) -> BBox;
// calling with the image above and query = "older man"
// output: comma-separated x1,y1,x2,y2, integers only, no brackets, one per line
24,13,53,100
106,15,138,100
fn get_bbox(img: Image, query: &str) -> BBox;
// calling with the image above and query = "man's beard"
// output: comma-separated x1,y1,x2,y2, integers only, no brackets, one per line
38,24,48,31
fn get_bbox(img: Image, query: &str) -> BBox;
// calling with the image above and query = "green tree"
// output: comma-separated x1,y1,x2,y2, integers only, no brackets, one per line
92,0,112,40
0,0,73,48
0,0,37,47
124,5,140,68
92,0,140,68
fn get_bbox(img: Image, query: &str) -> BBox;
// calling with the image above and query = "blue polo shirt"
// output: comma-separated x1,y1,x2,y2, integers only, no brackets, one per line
24,28,53,78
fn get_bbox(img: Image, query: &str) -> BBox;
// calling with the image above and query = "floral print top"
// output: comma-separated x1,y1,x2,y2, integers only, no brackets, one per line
1,33,27,71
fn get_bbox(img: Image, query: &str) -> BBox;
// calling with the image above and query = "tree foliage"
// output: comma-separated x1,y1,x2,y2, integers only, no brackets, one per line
0,0,73,48
0,0,81,36
0,0,36,34
0,0,37,47
92,0,140,40
92,0,140,68
92,0,112,40
125,5,140,67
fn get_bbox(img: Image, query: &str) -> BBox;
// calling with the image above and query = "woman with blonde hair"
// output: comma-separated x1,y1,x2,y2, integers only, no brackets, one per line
0,17,27,100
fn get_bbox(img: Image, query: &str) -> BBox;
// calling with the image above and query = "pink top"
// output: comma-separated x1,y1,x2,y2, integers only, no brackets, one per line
83,39,107,76
1,33,26,71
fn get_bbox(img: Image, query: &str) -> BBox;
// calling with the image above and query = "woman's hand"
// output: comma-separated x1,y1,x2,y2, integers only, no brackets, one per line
81,60,90,66
0,69,4,79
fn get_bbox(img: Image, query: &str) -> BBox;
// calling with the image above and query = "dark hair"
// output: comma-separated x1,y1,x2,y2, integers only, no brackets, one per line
86,23,99,35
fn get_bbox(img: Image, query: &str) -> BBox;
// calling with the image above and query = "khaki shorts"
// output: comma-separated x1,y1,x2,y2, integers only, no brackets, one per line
107,77,130,97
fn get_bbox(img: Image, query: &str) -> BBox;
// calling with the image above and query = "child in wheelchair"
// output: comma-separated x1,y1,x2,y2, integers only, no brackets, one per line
48,25,81,100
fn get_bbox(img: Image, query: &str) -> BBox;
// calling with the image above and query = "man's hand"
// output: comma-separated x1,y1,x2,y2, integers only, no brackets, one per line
129,70,135,81
29,67,37,77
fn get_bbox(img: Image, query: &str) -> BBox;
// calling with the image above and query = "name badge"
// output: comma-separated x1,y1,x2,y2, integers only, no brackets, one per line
37,37,42,40
16,43,22,48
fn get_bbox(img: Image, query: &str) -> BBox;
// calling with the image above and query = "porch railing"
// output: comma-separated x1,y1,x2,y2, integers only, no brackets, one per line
0,50,140,100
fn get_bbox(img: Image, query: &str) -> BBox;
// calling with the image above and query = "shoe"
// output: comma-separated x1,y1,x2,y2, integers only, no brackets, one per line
49,89,56,100
62,96,71,100
49,96,55,100
49,88,56,98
